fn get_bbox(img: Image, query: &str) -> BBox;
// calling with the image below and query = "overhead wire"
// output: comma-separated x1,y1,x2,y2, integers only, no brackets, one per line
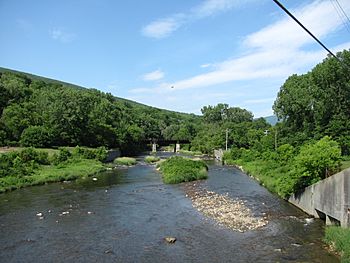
331,0,350,35
272,0,339,61
335,0,350,27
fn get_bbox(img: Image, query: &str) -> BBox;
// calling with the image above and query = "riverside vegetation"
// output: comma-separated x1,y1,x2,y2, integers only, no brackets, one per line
0,146,106,192
158,156,208,184
114,157,137,166
1,50,350,260
144,155,160,164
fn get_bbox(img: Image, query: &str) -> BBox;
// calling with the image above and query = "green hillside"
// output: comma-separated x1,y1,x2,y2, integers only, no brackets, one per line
0,67,200,153
0,66,180,113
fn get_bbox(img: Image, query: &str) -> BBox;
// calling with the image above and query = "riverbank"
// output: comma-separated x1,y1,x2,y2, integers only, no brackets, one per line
227,159,348,262
0,158,105,193
0,147,107,193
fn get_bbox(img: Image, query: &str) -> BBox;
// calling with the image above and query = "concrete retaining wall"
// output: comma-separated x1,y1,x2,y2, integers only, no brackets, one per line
214,149,224,161
289,168,350,227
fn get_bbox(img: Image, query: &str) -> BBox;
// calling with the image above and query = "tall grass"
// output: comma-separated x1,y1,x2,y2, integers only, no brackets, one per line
145,156,160,164
0,159,104,193
325,226,350,262
159,156,208,184
114,157,137,166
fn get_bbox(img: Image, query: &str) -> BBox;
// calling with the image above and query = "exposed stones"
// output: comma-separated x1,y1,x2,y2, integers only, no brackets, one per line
185,184,268,232
92,177,98,181
164,237,177,244
59,211,70,216
36,212,43,217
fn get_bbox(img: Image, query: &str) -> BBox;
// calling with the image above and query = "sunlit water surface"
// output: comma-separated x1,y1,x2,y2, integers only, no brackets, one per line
0,153,338,262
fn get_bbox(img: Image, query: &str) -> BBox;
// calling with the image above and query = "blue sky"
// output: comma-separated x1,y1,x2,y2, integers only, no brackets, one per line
1,0,350,117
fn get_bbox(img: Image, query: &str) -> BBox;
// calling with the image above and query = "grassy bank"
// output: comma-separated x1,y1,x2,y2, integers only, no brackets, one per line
325,226,350,262
178,149,203,156
0,159,104,193
145,155,160,164
114,157,137,166
228,158,293,198
158,156,208,184
0,147,107,193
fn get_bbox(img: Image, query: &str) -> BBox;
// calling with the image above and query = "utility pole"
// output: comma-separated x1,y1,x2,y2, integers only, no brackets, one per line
225,128,229,151
275,128,278,151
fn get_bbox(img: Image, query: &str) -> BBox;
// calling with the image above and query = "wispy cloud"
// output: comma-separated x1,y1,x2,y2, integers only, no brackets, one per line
142,69,165,81
193,0,250,18
142,0,256,39
132,1,350,116
200,63,212,68
136,0,350,93
142,14,186,39
49,28,76,43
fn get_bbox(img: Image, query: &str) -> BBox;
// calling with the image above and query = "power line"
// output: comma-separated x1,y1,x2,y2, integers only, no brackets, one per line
331,0,350,34
335,0,350,27
272,0,339,61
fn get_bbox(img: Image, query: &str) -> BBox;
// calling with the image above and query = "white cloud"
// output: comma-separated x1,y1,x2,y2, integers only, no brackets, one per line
142,69,165,81
200,63,212,68
244,1,346,50
132,1,350,116
142,0,256,39
49,28,76,43
142,15,185,39
137,1,350,93
193,0,249,18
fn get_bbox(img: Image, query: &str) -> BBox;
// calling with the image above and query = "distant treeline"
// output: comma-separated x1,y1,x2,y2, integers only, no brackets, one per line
0,70,200,153
1,49,349,157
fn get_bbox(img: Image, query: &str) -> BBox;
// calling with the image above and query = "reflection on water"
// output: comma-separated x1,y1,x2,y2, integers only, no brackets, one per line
0,153,338,262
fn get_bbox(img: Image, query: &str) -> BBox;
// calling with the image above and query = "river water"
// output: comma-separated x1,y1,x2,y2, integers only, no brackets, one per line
0,154,338,262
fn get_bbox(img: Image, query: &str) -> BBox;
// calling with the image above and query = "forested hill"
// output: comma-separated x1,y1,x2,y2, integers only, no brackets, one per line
0,66,181,113
0,67,201,153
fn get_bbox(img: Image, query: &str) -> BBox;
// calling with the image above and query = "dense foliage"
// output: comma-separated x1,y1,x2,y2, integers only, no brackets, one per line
0,147,106,192
273,50,350,154
158,156,208,184
0,70,200,153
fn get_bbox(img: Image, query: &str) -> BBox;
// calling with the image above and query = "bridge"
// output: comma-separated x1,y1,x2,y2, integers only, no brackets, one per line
146,139,190,153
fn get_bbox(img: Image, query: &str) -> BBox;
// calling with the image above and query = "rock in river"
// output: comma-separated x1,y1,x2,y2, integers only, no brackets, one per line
164,237,176,244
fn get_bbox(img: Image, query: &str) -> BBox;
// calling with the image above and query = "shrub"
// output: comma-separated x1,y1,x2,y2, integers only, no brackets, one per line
145,156,160,164
276,144,295,164
240,149,260,162
223,147,242,162
52,147,72,165
72,146,108,162
19,147,49,165
0,148,49,178
159,156,208,184
114,157,137,166
20,126,52,147
293,136,341,189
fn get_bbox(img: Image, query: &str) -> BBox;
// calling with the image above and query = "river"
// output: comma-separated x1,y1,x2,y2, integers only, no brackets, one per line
0,153,338,262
